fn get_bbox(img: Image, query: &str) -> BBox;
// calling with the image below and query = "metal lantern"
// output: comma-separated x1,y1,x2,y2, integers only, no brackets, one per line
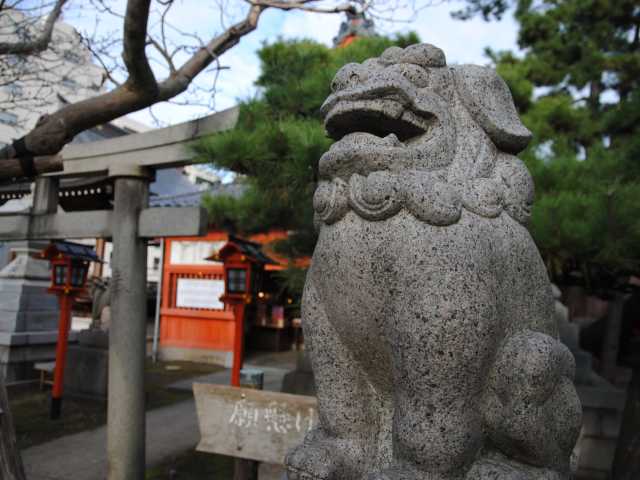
39,241,101,419
209,235,276,386
42,241,98,294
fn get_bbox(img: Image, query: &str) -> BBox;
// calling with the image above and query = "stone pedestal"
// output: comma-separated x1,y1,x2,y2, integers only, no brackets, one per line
574,386,626,480
64,329,109,400
281,351,316,397
554,285,629,479
0,241,69,382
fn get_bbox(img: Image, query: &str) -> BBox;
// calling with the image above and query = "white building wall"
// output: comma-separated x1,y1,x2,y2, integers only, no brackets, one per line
99,242,163,285
0,9,107,145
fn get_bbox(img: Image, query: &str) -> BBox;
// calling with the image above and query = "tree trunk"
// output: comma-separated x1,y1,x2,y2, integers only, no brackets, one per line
0,374,26,480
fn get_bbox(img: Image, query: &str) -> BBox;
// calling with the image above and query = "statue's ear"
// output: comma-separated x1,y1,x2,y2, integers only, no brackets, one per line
452,65,532,154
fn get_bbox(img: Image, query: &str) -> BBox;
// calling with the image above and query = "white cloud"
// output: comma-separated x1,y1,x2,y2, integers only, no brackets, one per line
386,1,519,65
280,10,344,46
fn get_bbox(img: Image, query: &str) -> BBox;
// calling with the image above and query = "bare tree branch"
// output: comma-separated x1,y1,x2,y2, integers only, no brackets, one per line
0,0,412,180
0,0,68,55
158,3,264,98
248,0,357,14
122,0,157,93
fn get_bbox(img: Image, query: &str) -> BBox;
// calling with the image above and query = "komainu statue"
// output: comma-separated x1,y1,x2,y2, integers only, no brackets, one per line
285,44,581,480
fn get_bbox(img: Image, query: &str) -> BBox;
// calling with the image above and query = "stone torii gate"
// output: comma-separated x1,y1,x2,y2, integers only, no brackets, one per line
0,106,238,480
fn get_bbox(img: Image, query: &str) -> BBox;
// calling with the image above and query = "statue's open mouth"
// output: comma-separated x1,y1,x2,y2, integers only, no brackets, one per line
322,87,435,143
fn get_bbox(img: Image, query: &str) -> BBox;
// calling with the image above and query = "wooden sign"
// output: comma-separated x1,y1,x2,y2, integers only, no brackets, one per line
194,384,318,464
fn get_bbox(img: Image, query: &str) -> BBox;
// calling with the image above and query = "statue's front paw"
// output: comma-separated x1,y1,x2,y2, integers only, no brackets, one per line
285,430,365,480
286,440,334,480
466,455,565,480
368,466,464,480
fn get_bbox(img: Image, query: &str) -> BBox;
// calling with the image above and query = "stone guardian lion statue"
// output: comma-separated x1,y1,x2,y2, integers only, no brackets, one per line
285,43,582,480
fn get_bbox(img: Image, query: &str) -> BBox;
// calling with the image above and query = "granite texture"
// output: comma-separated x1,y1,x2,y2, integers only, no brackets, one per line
285,44,582,480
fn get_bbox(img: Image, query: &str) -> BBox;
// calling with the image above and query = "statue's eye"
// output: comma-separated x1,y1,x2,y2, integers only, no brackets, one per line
400,64,429,88
331,63,362,92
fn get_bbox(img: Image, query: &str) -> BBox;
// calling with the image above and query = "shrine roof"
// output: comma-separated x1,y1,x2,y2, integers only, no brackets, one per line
43,240,101,262
215,234,277,265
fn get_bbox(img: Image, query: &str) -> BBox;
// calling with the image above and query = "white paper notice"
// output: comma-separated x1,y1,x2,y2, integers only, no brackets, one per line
176,278,225,309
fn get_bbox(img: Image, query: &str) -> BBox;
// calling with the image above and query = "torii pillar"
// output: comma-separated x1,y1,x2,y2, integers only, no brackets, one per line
108,168,149,479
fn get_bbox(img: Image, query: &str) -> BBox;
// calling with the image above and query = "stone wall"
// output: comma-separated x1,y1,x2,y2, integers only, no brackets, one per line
575,386,627,479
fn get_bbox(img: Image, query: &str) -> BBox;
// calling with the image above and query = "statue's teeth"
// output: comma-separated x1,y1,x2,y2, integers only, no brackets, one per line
385,133,401,146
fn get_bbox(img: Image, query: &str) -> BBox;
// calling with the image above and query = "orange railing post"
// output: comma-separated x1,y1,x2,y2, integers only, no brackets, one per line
230,302,246,387
50,292,72,419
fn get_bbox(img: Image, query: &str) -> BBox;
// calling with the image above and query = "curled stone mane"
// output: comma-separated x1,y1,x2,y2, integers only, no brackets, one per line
313,43,534,228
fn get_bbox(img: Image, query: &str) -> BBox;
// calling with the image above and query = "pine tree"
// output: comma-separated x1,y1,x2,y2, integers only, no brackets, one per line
482,0,640,291
195,33,420,262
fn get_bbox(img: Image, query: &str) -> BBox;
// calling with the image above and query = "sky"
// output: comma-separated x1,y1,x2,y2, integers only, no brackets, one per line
62,0,521,128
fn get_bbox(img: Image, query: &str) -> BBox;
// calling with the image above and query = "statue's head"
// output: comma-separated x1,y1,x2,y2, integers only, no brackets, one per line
314,43,535,227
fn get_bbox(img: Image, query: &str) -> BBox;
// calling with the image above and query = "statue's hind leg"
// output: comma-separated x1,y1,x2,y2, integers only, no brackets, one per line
469,330,582,479
286,280,390,480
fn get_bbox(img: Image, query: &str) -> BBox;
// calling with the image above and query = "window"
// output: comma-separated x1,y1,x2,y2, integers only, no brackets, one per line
226,268,247,294
70,264,85,287
54,265,67,286
0,112,18,125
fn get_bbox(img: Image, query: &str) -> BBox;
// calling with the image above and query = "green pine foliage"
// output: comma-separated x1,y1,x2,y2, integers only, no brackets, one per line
483,0,640,289
195,33,420,261
197,0,640,292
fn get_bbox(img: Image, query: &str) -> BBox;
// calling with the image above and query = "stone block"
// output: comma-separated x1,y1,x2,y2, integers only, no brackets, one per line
65,345,109,399
578,385,627,411
14,309,59,332
577,437,617,472
574,350,594,385
575,468,609,480
580,409,601,437
0,342,58,382
0,244,62,381
78,329,109,349
601,410,622,439
282,352,316,396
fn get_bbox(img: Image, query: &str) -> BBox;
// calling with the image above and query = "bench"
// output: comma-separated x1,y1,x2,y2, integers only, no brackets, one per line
33,361,55,390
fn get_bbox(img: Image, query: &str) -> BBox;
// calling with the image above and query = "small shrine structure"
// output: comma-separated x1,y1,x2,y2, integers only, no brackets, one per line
158,230,302,366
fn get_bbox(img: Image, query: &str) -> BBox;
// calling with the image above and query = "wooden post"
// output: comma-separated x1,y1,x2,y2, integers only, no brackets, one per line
107,176,149,480
50,292,72,419
93,238,106,277
234,369,264,480
601,292,626,383
0,374,26,480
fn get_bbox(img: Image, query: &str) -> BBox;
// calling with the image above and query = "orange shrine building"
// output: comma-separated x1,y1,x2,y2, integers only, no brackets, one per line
158,229,308,366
